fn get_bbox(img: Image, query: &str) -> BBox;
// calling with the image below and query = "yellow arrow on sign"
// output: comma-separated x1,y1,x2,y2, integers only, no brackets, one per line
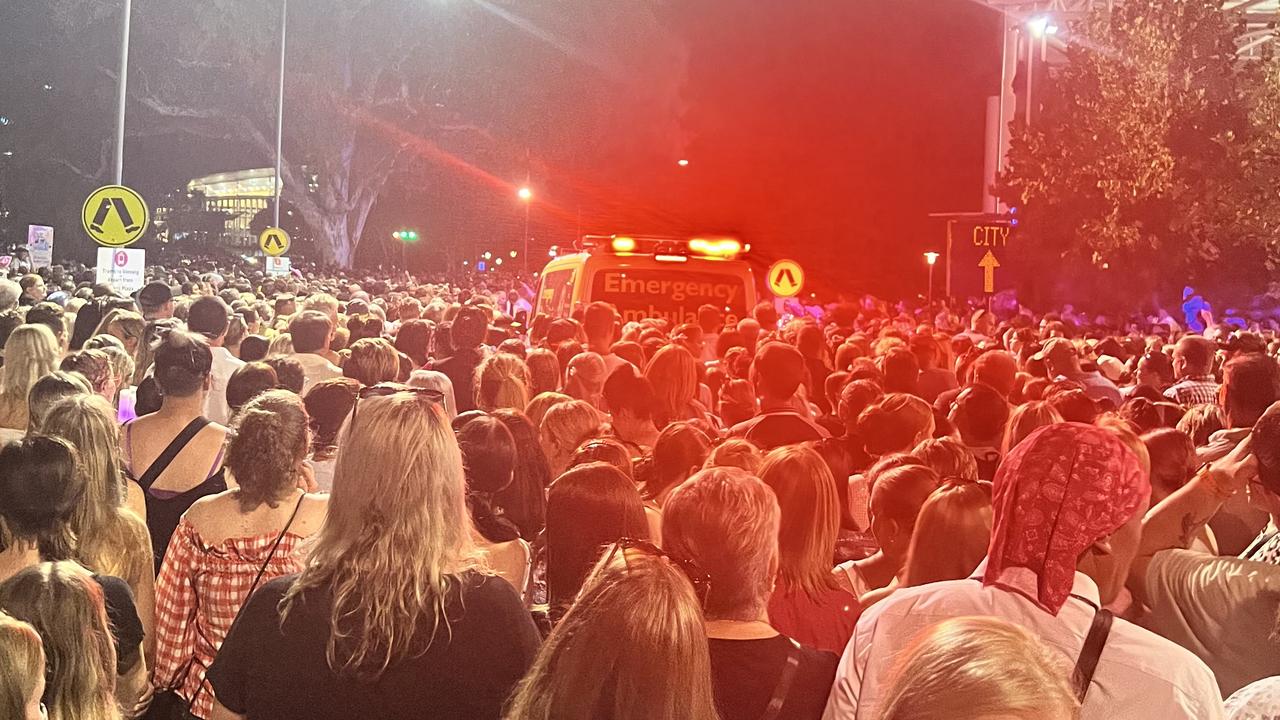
978,250,1000,293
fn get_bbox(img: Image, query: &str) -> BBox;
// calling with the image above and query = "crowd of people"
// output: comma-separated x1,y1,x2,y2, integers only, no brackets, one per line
0,257,1278,720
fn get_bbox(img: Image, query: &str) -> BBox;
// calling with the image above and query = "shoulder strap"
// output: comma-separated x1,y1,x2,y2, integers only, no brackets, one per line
135,417,212,491
246,492,306,600
1071,608,1113,703
759,639,803,720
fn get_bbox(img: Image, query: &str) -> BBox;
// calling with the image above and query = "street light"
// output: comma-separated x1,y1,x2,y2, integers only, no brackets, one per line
517,186,533,274
924,252,940,305
1028,15,1058,38
677,158,690,167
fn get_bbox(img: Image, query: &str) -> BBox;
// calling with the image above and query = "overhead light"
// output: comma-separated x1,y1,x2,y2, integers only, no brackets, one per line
1028,15,1058,38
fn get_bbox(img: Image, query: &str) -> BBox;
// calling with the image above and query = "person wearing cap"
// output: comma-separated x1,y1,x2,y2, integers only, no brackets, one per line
187,296,245,425
1132,409,1280,696
137,281,175,321
1033,337,1123,410
824,423,1223,720
727,342,829,451
1165,336,1220,407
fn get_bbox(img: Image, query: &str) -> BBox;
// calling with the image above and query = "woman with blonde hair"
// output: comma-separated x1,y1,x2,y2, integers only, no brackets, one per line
92,308,146,356
540,399,602,477
506,543,720,720
0,611,45,720
1001,400,1063,455
563,351,607,411
0,562,122,720
645,344,708,428
525,347,560,396
759,445,861,653
341,337,400,386
910,436,978,484
856,393,934,458
476,352,532,412
266,332,294,356
152,390,327,719
704,438,765,475
901,480,993,588
877,616,1079,720
41,395,155,654
525,390,571,429
205,389,540,719
0,323,60,430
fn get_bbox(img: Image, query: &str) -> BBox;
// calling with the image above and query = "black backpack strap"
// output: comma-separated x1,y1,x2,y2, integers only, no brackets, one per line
1072,608,1113,703
759,639,803,720
135,417,211,491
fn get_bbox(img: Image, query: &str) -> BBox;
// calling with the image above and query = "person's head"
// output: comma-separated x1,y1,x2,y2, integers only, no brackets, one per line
92,308,145,355
458,414,516,496
749,341,807,403
877,616,1079,720
545,462,650,612
868,464,940,562
282,389,476,678
1175,403,1223,447
0,324,60,403
343,337,400,387
302,292,340,327
662,467,779,622
881,348,920,395
238,334,269,362
858,393,935,457
603,363,658,429
758,445,840,597
406,369,458,419
697,303,723,335
910,436,978,483
1246,401,1280,518
704,438,765,475
0,562,118,720
970,350,1018,398
949,383,1009,448
227,390,309,512
1222,353,1280,427
475,352,531,413
582,301,619,348
1141,428,1196,504
1032,338,1080,378
525,390,571,430
1135,351,1175,390
137,281,174,319
40,394,126,542
187,295,232,343
986,423,1150,610
22,304,65,347
58,349,116,401
1172,335,1215,380
288,311,334,355
644,421,712,504
506,545,719,720
838,378,884,430
394,319,433,366
902,480,993,587
0,435,82,561
0,611,45,720
1001,400,1063,455
570,438,635,479
540,399,602,476
303,377,361,452
18,274,46,303
0,279,21,312
263,355,305,395
226,361,279,413
564,352,607,407
645,344,700,426
450,305,489,351
19,366,83,429
525,348,560,396
153,330,213,399
908,334,942,370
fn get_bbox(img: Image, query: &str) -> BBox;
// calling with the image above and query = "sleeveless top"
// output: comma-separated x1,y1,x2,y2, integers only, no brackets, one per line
125,417,228,574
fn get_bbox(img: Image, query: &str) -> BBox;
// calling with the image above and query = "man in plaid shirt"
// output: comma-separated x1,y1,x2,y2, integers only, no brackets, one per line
1165,336,1220,407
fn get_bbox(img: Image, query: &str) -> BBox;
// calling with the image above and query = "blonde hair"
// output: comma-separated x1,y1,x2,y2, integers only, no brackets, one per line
281,392,481,679
540,399,602,476
0,611,45,720
645,345,699,427
82,339,134,393
525,391,571,429
703,438,764,475
910,437,978,483
0,562,121,720
40,395,153,588
343,337,400,386
878,616,1078,720
1001,401,1063,455
476,352,531,412
902,480,993,587
91,308,144,350
506,547,719,720
267,332,294,356
758,445,841,598
564,352,607,409
0,324,60,429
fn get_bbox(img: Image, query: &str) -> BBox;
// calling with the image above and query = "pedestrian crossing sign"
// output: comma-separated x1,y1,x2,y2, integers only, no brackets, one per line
82,185,149,248
260,227,291,257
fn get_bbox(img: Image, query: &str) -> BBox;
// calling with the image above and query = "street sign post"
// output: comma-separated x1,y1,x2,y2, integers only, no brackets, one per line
767,259,805,298
82,185,149,247
259,227,291,257
927,212,1018,299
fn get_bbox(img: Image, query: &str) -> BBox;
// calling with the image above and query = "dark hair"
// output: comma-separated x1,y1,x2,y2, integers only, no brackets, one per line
0,435,82,560
752,342,806,400
582,302,618,344
153,330,213,398
451,306,489,350
641,422,711,502
490,409,551,541
69,299,107,350
288,311,333,354
187,296,231,339
1223,353,1279,427
0,309,23,350
239,335,269,362
950,383,1009,446
881,348,920,396
395,319,433,366
602,364,656,421
1251,403,1280,496
303,377,360,451
1141,428,1196,500
24,302,64,341
134,377,163,416
27,371,91,431
263,356,305,394
226,362,279,412
570,437,635,479
226,390,308,512
457,415,520,544
546,461,649,617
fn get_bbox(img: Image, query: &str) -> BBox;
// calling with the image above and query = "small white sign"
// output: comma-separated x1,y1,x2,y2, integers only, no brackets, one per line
96,247,146,294
265,256,292,276
27,225,53,270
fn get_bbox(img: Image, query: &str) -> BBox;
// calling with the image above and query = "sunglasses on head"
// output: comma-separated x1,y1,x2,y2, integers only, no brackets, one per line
606,537,713,608
349,384,445,424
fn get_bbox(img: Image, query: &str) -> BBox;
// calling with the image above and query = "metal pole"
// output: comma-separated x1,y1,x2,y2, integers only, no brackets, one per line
996,10,1010,173
272,0,288,229
945,220,954,299
1025,31,1034,125
113,0,133,185
522,202,530,276
928,263,935,306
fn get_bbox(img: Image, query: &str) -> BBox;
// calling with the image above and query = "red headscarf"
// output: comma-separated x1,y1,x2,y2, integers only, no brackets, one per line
983,422,1150,615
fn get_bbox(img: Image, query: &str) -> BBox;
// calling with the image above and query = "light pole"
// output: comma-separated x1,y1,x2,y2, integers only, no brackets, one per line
1025,15,1058,125
924,252,940,305
518,186,532,275
272,0,288,229
112,0,133,184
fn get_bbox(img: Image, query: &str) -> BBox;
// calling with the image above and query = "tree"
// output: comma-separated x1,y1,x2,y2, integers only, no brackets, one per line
998,0,1280,306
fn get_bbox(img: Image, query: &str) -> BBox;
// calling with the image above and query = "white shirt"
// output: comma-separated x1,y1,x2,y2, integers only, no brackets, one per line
291,352,342,396
824,560,1224,720
204,346,245,425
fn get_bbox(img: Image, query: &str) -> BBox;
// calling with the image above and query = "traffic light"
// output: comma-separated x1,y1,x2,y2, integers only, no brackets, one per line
393,229,420,242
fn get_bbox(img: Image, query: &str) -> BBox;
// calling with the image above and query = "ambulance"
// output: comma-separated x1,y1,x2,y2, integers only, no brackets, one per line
534,235,757,325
